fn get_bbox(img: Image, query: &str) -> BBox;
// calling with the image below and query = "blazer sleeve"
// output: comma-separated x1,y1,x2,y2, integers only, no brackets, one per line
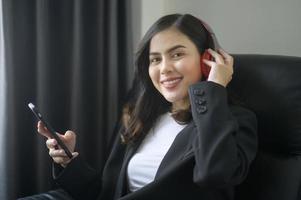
188,81,258,188
52,125,126,200
52,154,102,199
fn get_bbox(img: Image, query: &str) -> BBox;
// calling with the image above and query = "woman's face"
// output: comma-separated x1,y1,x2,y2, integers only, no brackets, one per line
148,27,202,107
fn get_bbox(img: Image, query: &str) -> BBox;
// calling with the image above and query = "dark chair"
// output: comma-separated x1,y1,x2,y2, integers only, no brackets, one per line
230,54,301,200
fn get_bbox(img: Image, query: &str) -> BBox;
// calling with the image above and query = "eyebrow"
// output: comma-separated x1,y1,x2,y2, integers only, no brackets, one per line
149,45,186,56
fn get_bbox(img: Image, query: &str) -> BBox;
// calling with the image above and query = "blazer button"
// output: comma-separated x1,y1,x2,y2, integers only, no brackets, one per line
193,89,205,96
195,99,206,105
197,105,207,114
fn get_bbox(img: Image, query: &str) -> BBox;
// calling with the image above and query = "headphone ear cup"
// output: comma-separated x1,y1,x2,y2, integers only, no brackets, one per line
200,50,212,79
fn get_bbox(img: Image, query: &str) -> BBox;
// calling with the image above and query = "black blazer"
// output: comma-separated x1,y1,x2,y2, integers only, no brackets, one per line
54,81,258,200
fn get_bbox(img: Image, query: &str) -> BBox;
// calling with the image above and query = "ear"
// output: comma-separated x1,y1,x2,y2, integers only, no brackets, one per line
200,50,212,79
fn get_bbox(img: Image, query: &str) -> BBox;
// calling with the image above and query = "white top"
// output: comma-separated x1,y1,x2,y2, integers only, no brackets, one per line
127,112,187,192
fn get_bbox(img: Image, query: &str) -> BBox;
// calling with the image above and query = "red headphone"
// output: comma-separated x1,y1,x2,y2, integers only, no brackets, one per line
199,20,221,79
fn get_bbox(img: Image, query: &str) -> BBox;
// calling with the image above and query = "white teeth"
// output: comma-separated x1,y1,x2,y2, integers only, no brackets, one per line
161,78,181,88
164,79,180,84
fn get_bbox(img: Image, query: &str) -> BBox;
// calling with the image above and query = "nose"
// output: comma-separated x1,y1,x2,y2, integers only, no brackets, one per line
160,58,173,75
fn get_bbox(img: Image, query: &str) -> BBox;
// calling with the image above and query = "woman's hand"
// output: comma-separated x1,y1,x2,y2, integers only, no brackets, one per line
202,48,234,87
37,121,79,168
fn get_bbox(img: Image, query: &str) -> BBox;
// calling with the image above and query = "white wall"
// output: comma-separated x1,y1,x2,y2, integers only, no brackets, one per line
136,0,301,57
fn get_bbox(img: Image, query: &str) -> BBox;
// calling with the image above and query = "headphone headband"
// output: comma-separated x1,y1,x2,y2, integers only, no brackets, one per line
199,19,221,50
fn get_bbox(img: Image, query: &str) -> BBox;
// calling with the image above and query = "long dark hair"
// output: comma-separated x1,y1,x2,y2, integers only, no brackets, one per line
121,14,216,144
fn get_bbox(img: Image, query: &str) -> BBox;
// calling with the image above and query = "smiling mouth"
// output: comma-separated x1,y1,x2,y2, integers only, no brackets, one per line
161,77,182,89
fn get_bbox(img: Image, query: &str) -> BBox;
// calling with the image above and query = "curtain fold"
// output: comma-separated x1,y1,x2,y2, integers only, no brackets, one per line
0,0,6,199
2,0,133,199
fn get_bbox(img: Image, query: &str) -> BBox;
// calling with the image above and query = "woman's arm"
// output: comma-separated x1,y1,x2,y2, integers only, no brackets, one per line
52,125,127,200
189,81,258,188
53,155,102,200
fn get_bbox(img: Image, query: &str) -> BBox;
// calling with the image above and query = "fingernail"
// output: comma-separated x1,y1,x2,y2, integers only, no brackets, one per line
72,152,79,158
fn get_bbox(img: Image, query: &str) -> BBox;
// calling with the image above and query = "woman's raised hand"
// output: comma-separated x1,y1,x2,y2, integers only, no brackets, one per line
37,121,79,167
202,48,234,87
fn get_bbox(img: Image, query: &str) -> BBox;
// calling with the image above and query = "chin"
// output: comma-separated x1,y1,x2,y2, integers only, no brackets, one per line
160,88,188,103
163,94,185,103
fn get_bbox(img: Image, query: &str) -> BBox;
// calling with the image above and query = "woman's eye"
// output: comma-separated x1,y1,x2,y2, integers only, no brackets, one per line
150,57,160,64
172,52,183,59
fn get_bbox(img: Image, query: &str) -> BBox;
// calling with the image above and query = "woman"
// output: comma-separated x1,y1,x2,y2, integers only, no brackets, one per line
37,14,257,200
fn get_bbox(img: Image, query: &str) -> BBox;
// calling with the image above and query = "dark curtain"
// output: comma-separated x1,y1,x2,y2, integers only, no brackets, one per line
2,0,133,199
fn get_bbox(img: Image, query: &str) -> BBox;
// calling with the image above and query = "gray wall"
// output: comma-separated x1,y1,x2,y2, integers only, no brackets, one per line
132,0,301,57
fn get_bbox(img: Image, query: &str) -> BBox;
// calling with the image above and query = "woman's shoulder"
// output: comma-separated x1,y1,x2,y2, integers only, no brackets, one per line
229,105,257,127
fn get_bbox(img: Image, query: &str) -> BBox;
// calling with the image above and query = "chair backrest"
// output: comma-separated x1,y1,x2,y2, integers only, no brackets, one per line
228,54,301,200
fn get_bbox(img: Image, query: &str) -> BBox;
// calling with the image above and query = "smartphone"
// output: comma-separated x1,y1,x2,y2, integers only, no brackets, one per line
28,103,73,159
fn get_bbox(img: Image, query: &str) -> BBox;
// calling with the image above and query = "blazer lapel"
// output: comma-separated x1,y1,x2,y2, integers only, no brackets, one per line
114,138,143,198
155,122,195,178
115,122,195,198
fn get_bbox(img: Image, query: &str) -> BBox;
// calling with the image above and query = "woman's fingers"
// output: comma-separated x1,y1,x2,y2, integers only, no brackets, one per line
49,148,67,157
37,121,52,139
49,149,79,158
206,48,233,67
204,48,234,87
42,126,76,151
207,48,225,64
38,121,78,167
49,149,79,166
63,130,76,144
217,48,234,67
49,148,78,158
202,59,215,67
46,138,57,149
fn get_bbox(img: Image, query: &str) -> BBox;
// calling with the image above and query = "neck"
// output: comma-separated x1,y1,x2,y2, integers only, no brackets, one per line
172,97,190,112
